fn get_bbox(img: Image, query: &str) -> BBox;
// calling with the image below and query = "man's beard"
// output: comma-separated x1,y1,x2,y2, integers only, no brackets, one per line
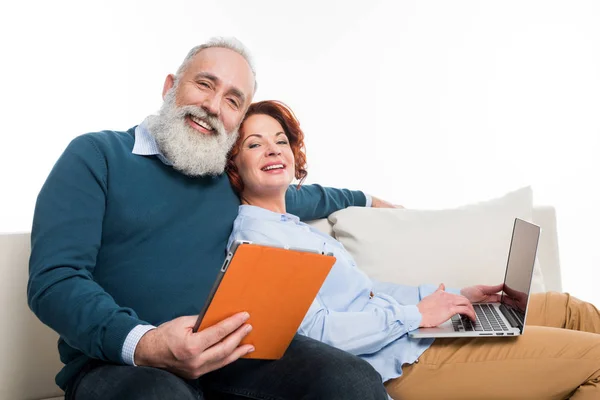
146,88,239,177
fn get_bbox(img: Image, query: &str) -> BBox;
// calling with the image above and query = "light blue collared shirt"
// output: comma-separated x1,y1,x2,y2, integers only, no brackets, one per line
121,119,372,365
131,119,172,164
229,205,443,382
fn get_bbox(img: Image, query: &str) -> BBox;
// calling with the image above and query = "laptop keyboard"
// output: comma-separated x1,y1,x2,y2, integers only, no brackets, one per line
451,304,508,332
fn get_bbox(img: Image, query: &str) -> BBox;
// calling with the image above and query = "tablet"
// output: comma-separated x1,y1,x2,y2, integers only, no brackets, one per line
193,240,336,359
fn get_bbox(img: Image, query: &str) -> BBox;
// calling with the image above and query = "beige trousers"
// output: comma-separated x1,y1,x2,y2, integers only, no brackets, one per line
385,292,600,400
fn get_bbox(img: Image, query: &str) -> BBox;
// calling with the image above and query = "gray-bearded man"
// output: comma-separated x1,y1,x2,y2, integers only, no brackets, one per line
28,37,389,400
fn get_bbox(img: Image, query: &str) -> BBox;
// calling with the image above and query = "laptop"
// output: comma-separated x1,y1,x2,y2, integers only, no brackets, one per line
193,240,336,359
409,218,541,339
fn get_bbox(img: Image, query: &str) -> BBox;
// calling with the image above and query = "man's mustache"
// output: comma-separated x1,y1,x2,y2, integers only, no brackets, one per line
174,105,224,135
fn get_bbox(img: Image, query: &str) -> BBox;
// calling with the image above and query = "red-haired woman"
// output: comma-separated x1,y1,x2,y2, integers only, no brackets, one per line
225,100,600,400
226,100,308,208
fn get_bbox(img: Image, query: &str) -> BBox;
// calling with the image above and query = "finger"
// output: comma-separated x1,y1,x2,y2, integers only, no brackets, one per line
199,323,253,363
486,294,502,303
159,315,199,329
195,344,255,378
452,297,476,318
481,283,504,294
436,283,446,292
193,312,250,350
454,305,477,322
461,300,477,321
453,294,473,306
179,315,203,328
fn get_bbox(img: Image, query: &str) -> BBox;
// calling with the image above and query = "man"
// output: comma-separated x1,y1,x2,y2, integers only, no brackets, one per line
28,37,390,399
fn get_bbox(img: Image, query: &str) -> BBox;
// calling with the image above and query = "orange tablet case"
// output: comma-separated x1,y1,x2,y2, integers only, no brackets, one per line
193,242,336,360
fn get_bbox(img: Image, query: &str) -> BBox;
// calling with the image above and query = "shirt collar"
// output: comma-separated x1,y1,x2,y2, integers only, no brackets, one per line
238,205,301,224
132,117,172,166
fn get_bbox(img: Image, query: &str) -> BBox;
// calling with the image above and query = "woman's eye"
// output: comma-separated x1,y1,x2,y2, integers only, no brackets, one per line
277,140,289,145
248,143,260,149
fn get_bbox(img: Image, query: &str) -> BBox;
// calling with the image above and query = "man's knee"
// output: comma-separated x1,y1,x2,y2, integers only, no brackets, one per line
201,336,388,400
112,367,201,399
72,364,202,400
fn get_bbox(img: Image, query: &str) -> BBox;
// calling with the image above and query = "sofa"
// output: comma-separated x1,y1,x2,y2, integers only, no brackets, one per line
0,188,562,400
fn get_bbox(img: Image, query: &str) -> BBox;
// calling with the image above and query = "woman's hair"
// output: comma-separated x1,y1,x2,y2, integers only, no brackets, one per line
226,100,308,195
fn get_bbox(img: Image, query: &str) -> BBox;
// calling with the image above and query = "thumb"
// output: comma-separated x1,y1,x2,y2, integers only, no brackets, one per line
436,283,446,292
176,315,202,329
483,283,504,294
488,294,503,302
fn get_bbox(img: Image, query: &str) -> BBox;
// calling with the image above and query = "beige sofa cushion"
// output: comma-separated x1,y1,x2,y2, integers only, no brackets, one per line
0,233,65,400
329,187,546,293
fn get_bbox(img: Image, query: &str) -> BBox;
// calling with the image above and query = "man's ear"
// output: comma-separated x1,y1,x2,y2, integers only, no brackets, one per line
162,74,176,100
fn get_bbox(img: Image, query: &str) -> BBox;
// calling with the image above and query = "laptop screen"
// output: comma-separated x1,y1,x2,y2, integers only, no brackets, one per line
500,219,541,317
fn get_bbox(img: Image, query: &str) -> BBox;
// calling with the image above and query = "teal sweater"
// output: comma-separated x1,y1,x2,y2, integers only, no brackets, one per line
27,127,366,390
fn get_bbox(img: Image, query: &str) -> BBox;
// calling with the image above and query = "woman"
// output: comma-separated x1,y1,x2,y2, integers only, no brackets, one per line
226,100,600,399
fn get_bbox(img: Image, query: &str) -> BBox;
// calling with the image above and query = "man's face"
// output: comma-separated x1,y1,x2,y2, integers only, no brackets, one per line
169,47,255,135
147,47,255,177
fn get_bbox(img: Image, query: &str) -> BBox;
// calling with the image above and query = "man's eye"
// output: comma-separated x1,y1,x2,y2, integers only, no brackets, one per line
198,81,211,88
227,98,240,108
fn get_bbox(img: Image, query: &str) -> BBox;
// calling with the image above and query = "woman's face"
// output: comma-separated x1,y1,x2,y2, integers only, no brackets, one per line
234,113,295,197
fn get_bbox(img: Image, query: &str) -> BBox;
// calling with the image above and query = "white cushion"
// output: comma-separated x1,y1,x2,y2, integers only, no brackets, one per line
0,233,65,400
329,187,546,293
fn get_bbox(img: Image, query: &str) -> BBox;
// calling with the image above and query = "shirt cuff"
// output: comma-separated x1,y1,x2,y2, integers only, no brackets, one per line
365,194,373,207
401,305,423,331
121,324,156,366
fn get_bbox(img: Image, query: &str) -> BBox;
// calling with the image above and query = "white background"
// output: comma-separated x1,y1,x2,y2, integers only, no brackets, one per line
2,1,599,304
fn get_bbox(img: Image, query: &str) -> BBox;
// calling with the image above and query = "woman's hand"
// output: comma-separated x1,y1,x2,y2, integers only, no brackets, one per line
417,284,476,327
371,196,404,209
460,284,504,303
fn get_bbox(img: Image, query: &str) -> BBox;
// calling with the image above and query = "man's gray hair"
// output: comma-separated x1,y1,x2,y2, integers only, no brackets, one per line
176,37,257,93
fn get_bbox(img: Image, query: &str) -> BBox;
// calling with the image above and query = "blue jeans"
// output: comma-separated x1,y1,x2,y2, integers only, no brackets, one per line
66,335,388,400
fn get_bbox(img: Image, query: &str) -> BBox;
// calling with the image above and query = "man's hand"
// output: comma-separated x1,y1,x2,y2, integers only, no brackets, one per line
417,284,476,327
460,283,504,304
371,195,404,209
134,312,254,379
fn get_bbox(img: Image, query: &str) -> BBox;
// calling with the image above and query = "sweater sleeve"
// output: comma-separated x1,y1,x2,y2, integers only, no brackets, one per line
285,184,367,221
27,135,146,364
